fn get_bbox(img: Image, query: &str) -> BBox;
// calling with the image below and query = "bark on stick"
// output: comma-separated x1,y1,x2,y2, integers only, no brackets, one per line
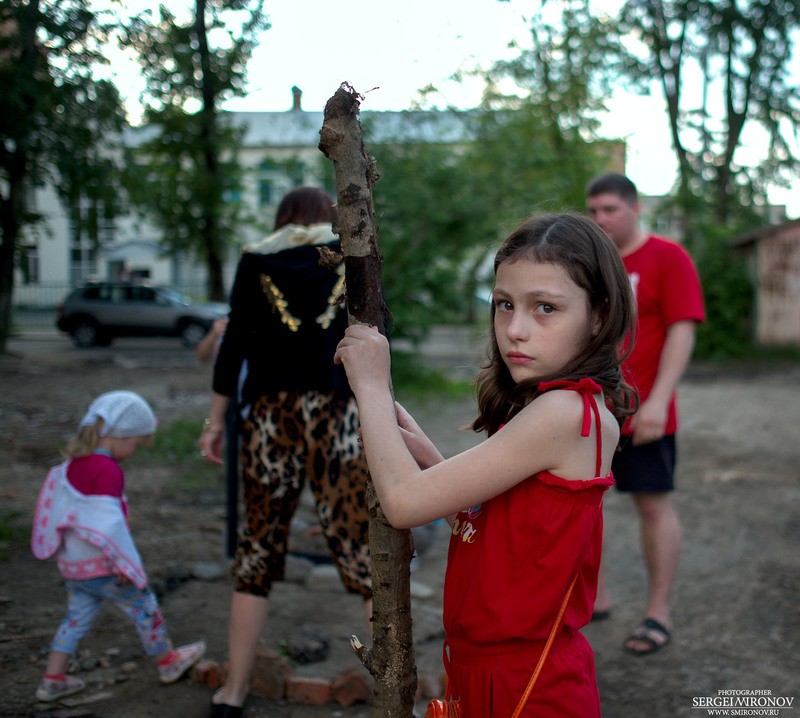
319,83,417,718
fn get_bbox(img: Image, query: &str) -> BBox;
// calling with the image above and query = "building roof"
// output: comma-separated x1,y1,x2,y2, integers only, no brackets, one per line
124,109,475,148
730,218,800,248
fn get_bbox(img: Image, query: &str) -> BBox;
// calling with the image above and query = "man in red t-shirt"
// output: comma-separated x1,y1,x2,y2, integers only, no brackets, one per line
587,173,705,656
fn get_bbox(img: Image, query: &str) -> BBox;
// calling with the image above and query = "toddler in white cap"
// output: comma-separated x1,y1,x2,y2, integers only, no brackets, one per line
78,390,158,437
31,391,205,702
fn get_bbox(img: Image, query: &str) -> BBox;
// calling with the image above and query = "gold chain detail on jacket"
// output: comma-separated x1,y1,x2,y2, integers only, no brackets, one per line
260,274,301,332
316,265,346,329
260,264,345,333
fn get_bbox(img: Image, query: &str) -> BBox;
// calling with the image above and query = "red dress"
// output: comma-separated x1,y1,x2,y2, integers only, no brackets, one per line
442,379,612,717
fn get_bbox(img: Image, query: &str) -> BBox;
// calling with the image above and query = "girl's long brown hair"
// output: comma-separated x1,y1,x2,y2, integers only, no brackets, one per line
471,212,638,435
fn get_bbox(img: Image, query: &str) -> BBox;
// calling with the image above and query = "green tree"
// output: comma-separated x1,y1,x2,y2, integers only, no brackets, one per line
371,131,490,336
494,0,800,227
485,0,623,134
618,0,800,225
467,1,624,228
487,0,799,355
610,0,798,352
121,0,268,301
692,217,754,359
369,106,606,337
0,0,126,354
50,80,127,262
369,3,614,339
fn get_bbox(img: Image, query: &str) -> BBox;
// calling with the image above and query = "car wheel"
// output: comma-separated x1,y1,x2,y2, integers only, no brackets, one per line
71,320,100,348
180,321,208,348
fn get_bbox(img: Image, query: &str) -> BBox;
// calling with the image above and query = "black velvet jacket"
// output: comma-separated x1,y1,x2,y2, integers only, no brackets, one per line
212,241,351,404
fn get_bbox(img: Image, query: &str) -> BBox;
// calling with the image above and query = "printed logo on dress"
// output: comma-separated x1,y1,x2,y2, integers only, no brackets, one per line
466,504,481,519
451,504,481,543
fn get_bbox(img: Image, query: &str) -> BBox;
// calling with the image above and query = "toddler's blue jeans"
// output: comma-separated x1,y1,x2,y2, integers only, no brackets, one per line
51,576,171,656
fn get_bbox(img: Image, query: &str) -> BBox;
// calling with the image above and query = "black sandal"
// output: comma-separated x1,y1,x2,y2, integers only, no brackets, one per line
211,705,242,718
623,617,671,656
210,698,243,718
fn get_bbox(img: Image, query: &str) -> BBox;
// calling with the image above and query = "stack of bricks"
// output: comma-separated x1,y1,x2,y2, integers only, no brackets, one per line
190,646,374,708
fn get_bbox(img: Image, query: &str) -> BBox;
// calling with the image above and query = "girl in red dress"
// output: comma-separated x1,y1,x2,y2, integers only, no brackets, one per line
335,212,637,717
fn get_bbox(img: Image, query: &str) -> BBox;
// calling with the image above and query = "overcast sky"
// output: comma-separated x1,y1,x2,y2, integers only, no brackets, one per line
104,0,798,217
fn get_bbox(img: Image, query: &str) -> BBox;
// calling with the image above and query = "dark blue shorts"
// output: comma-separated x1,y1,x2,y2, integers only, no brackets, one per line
612,435,677,493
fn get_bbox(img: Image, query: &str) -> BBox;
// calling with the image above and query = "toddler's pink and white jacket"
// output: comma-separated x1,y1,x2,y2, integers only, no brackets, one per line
31,462,148,589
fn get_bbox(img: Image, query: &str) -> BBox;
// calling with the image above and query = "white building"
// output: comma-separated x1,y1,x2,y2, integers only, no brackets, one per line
14,87,788,311
14,92,473,307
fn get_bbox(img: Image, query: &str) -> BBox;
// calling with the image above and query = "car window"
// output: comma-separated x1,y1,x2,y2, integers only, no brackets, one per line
129,286,157,303
158,288,190,306
82,286,102,300
109,285,126,303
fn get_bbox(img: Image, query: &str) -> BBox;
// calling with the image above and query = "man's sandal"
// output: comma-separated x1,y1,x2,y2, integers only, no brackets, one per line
623,617,671,656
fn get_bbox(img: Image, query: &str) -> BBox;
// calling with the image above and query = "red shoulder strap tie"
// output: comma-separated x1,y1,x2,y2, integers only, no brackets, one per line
538,378,603,475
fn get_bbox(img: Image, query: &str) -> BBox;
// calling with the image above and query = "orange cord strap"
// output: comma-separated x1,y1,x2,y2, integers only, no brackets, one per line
510,572,579,718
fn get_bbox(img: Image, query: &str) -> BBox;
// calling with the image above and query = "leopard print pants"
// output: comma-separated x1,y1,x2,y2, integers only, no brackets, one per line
233,390,372,599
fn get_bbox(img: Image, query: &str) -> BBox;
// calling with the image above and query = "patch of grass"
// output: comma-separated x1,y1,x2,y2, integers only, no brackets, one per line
735,345,800,364
0,511,26,561
391,350,474,400
150,418,207,462
134,419,223,490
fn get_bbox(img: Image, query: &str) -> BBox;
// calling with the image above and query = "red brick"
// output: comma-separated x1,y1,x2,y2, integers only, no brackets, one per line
189,659,226,689
286,676,332,705
330,667,373,707
249,645,292,700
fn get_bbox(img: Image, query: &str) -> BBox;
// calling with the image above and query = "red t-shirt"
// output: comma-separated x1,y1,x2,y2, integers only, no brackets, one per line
67,453,128,517
622,235,705,435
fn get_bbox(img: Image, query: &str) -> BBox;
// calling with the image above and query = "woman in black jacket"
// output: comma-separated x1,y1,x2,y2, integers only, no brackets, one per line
199,187,371,717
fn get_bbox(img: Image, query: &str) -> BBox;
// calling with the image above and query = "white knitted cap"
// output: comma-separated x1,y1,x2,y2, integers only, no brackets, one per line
78,391,157,438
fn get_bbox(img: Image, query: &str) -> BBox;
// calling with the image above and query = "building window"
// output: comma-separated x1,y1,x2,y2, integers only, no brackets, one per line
289,161,305,187
70,245,98,284
99,215,116,245
258,178,273,207
19,245,40,284
130,268,151,281
256,157,307,206
109,260,126,280
258,158,281,208
68,197,117,284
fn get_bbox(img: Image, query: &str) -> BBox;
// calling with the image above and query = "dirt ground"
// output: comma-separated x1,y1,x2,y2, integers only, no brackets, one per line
1,333,798,718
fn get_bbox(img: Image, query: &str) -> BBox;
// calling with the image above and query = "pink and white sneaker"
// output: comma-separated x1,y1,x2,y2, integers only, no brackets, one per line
35,675,86,702
158,641,206,684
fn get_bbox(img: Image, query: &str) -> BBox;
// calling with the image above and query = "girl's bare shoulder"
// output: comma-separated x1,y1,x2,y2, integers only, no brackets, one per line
495,389,587,452
510,388,618,478
517,387,588,423
522,387,618,432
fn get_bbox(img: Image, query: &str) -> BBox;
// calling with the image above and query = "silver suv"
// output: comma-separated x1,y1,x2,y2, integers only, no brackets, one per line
56,282,227,348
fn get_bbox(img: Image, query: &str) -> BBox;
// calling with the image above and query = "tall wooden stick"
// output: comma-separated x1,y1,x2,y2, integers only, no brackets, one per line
319,83,417,718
